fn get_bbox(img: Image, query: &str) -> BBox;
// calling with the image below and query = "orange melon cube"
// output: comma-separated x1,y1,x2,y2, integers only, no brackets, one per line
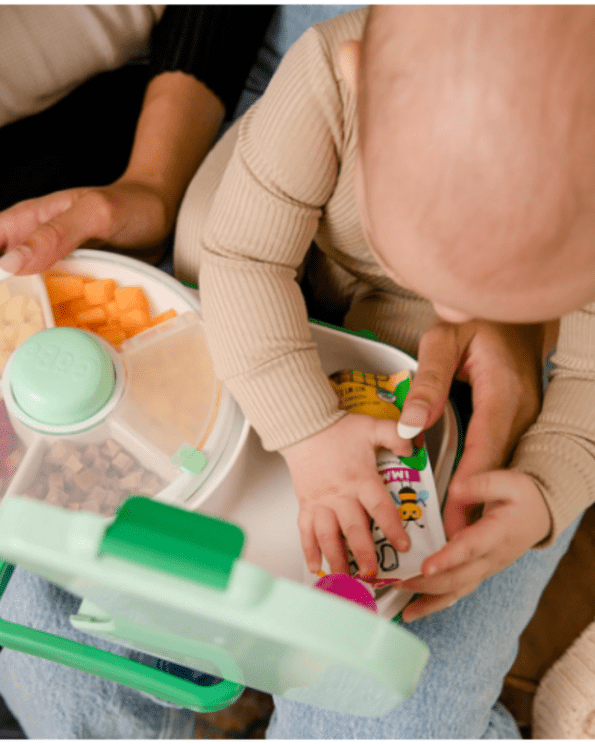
114,286,151,315
105,300,119,320
83,279,117,305
51,302,71,324
151,309,177,326
76,306,108,325
67,297,93,317
119,308,151,329
45,274,85,305
96,325,127,345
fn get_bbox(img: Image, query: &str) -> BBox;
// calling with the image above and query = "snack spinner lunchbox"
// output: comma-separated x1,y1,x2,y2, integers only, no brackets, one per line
0,249,460,716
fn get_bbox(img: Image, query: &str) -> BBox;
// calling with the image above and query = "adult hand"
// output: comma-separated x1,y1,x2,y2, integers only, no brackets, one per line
394,320,548,619
281,412,413,579
398,469,551,621
0,178,172,277
399,319,544,496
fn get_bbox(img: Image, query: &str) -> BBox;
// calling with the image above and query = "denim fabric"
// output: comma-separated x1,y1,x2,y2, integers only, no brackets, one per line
0,568,196,739
266,519,580,739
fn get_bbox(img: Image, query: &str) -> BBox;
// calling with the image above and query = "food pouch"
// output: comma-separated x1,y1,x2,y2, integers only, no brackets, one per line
330,370,447,587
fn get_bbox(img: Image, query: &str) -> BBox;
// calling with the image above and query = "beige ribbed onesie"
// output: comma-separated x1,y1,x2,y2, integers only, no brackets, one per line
174,7,595,547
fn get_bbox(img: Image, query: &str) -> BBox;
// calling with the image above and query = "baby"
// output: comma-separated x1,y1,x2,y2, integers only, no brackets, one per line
173,6,595,737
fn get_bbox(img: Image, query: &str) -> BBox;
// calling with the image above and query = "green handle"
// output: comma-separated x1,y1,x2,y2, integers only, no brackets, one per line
0,559,244,713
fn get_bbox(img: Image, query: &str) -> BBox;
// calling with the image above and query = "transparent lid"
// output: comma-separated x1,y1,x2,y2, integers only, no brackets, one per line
0,495,429,717
0,253,241,519
116,312,221,457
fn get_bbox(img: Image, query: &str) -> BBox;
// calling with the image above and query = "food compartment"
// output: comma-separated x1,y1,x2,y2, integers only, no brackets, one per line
44,270,178,346
116,312,221,457
5,420,182,517
0,275,54,374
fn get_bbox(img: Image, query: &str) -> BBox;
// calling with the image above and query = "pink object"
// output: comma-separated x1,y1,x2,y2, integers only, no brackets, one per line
314,573,378,612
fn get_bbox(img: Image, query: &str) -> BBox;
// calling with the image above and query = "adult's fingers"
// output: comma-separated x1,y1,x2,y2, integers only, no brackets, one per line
398,323,460,439
0,190,111,276
0,190,83,253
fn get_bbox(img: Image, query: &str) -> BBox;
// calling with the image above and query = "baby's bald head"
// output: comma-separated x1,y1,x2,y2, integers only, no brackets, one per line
353,6,595,322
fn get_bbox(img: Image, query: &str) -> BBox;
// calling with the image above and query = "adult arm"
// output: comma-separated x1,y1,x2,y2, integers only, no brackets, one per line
0,5,275,273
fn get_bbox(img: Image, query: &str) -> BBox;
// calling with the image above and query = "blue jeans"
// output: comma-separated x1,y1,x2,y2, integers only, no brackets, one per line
266,519,581,739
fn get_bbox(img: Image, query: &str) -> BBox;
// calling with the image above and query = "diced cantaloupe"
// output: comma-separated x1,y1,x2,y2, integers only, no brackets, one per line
96,325,127,345
76,306,108,325
105,300,119,320
45,271,176,345
67,297,93,317
83,279,117,306
45,274,85,304
119,308,151,329
114,286,151,315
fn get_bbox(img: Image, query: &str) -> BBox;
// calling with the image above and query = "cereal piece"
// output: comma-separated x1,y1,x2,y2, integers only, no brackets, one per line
0,352,11,375
0,330,10,353
3,295,26,323
26,477,47,500
64,454,84,473
84,279,117,306
140,473,164,497
46,440,78,466
101,439,121,459
111,451,134,476
15,320,42,347
47,472,64,491
99,502,117,517
93,456,110,474
87,485,109,502
45,488,66,506
45,274,85,304
73,467,100,493
81,444,100,467
23,297,43,321
119,469,144,492
2,324,18,347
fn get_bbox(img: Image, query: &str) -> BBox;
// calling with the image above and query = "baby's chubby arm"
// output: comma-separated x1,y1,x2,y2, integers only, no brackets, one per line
281,413,414,578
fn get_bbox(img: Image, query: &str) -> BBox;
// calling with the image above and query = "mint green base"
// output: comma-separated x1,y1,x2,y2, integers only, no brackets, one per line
0,496,429,717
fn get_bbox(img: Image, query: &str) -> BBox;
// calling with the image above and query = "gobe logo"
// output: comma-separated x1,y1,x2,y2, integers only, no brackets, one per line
21,342,99,382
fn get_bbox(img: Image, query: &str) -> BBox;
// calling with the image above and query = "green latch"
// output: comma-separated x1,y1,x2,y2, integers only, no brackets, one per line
99,497,245,590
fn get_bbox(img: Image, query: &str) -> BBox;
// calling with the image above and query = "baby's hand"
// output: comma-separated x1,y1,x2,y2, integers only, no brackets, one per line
280,413,413,579
398,470,551,621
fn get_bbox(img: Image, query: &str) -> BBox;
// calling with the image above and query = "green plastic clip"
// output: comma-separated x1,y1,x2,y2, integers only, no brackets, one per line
99,497,245,590
171,443,208,475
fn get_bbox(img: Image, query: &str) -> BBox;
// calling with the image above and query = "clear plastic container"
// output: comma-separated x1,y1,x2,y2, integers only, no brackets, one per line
0,251,249,517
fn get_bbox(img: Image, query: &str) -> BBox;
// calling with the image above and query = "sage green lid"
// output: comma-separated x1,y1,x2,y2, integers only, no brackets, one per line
10,327,116,425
